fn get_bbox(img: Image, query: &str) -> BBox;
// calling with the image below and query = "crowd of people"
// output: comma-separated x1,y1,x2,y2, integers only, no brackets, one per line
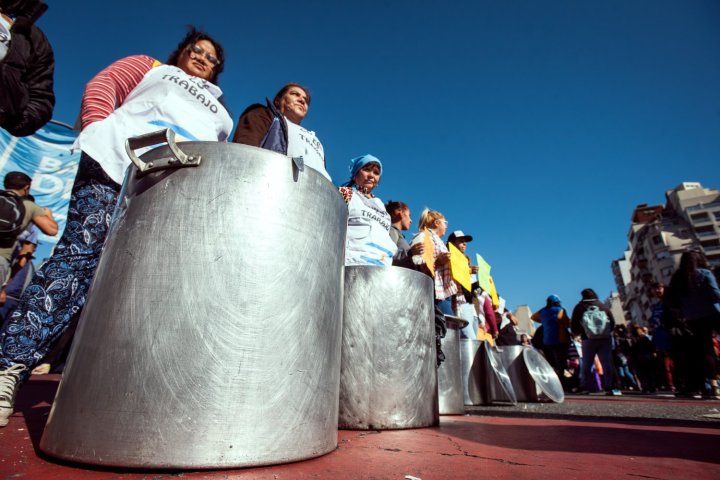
527,252,720,399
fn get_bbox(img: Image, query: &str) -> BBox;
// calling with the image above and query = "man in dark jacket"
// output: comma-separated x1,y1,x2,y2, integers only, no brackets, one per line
571,288,620,395
0,0,54,137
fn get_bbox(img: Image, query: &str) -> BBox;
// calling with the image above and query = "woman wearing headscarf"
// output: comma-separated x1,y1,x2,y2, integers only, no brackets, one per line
338,154,397,266
666,250,720,398
0,27,233,427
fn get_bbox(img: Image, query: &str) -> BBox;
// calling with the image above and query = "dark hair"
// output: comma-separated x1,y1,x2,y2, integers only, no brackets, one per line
678,249,710,273
4,171,32,190
581,288,598,300
385,200,408,223
166,26,225,84
0,0,46,20
669,249,711,295
272,83,311,109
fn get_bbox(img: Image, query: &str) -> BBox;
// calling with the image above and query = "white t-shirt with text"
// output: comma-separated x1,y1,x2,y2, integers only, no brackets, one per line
285,118,331,181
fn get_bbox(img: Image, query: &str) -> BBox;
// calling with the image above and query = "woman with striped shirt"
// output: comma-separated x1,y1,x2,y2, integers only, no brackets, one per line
0,27,233,427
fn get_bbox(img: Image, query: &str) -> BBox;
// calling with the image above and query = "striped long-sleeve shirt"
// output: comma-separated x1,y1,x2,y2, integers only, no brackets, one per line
79,55,158,130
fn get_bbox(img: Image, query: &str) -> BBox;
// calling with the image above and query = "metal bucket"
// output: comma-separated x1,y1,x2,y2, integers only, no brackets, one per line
498,345,538,402
438,315,468,414
40,133,348,468
479,341,517,405
338,265,438,429
460,339,484,405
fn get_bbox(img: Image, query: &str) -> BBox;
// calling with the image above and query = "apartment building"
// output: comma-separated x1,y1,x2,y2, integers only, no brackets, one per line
612,182,717,326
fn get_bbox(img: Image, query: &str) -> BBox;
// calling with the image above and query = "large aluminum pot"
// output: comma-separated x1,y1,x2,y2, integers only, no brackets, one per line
460,339,483,405
498,345,538,402
479,341,517,405
338,265,438,429
40,134,348,468
438,315,468,414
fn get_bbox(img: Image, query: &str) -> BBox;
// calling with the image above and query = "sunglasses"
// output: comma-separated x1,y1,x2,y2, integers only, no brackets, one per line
186,44,221,67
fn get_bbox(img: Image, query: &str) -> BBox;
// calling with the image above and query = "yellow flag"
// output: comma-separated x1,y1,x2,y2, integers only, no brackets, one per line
448,243,471,291
422,228,435,277
488,275,500,307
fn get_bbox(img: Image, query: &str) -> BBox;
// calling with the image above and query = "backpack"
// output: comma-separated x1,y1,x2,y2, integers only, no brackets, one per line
581,305,612,339
0,190,26,244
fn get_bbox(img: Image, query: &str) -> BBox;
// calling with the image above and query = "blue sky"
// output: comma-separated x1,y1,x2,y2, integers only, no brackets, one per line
37,0,720,313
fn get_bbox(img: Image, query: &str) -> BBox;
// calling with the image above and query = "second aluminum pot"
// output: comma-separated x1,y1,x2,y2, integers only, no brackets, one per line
339,265,438,429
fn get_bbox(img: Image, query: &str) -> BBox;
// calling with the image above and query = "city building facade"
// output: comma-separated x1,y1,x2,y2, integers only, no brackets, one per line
612,182,718,326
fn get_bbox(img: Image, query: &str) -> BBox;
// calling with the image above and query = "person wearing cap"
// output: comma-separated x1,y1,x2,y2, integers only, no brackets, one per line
447,229,479,297
531,294,572,382
233,83,331,181
338,154,397,266
385,200,423,269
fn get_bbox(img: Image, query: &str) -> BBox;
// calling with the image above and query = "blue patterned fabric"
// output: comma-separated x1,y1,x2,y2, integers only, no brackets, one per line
0,153,120,383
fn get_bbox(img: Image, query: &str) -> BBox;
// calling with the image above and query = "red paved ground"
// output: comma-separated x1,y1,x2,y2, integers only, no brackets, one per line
1,374,719,479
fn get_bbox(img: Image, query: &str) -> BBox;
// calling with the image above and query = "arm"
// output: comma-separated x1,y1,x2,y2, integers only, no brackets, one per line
2,26,54,136
703,269,720,303
483,296,498,336
605,305,616,330
338,186,353,205
32,207,58,236
570,304,583,336
232,104,273,146
79,55,156,129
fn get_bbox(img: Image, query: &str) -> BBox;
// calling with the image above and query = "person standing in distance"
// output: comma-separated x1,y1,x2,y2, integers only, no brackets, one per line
0,171,57,282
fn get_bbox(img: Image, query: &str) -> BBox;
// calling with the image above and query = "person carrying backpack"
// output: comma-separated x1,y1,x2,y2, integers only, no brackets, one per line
0,171,57,282
571,288,619,395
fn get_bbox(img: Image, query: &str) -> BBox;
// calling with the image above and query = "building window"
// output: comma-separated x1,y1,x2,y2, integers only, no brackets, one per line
695,225,716,237
691,212,709,223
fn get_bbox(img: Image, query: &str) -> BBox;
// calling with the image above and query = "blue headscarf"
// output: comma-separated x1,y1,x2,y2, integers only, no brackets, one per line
344,154,382,187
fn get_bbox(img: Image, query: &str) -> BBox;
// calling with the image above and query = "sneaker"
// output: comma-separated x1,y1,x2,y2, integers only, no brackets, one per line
0,364,26,427
608,389,622,396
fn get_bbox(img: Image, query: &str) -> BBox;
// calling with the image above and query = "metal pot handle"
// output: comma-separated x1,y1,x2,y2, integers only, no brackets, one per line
292,156,304,172
125,128,202,176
